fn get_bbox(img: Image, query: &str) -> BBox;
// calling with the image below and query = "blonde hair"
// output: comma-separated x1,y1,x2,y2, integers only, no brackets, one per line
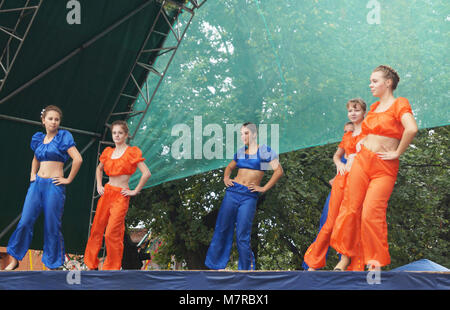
373,65,400,90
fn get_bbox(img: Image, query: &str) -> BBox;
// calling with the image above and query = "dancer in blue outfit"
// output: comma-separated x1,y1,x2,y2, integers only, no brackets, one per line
3,106,83,270
205,122,283,270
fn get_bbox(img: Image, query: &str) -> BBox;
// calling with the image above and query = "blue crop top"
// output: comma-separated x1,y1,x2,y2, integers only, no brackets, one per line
233,144,279,171
31,129,76,163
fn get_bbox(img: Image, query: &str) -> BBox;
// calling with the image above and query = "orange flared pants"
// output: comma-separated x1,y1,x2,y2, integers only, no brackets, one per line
330,145,399,267
304,172,364,271
84,184,130,270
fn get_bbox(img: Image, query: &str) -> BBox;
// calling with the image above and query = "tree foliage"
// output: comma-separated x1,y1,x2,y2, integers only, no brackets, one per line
127,126,450,270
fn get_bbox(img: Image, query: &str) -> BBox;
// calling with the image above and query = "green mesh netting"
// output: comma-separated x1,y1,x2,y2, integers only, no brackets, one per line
129,0,449,188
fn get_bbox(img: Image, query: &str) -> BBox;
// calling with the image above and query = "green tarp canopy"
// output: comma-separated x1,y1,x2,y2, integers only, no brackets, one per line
129,0,449,189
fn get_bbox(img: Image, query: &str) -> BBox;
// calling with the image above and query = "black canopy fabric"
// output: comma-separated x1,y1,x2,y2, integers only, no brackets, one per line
0,0,187,253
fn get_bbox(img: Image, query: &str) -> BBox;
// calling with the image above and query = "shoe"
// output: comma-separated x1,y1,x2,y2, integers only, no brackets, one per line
4,257,19,271
333,255,350,271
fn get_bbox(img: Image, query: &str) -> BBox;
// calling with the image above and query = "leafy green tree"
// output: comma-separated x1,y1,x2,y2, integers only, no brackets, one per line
127,126,449,270
387,125,449,268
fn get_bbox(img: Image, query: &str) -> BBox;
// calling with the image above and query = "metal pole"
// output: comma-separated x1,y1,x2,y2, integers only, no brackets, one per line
102,1,168,130
0,214,21,241
0,0,156,104
129,7,196,140
0,0,42,93
0,113,101,138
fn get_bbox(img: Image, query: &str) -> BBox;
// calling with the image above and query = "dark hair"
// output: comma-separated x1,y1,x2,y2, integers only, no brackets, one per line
242,122,257,135
111,120,129,134
373,65,400,90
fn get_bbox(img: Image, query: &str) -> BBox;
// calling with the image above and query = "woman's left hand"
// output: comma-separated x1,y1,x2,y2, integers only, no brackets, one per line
52,177,71,186
121,188,138,197
376,150,400,160
248,183,266,193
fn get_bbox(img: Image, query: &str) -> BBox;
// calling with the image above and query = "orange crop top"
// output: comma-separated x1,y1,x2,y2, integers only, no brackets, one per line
99,146,145,176
361,97,413,140
338,131,365,156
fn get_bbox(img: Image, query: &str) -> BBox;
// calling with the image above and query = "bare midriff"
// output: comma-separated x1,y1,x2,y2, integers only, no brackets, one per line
363,134,400,153
37,161,64,179
107,174,131,189
233,168,264,187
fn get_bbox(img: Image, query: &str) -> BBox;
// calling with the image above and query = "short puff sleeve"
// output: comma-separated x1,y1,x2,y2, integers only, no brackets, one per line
338,132,352,150
128,146,145,165
260,144,279,170
233,147,246,161
394,97,413,122
30,132,45,152
58,130,76,152
99,147,113,164
260,145,278,162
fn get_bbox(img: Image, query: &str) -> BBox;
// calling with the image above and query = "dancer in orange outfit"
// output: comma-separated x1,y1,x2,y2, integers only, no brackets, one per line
330,65,418,270
304,98,366,271
84,120,151,270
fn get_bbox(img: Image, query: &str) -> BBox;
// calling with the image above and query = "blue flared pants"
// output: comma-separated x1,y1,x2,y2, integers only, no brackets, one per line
205,182,258,270
7,175,66,269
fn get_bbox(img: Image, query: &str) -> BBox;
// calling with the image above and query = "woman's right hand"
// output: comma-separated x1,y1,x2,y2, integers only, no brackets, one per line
345,154,356,172
97,185,104,196
335,162,346,176
224,177,234,187
30,174,36,182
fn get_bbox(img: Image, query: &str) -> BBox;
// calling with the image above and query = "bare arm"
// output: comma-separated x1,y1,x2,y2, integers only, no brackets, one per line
223,160,237,187
121,162,151,197
262,159,284,192
30,156,40,181
66,146,83,183
52,146,83,185
333,147,346,175
396,113,419,156
96,162,105,196
249,159,284,193
127,161,151,196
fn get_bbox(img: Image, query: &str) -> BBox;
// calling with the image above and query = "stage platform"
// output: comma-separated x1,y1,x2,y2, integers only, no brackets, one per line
0,270,449,290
